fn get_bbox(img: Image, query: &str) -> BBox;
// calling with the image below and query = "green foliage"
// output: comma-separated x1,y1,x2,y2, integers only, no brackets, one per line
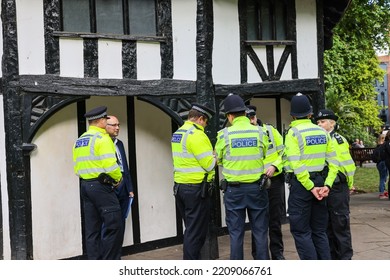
324,0,390,146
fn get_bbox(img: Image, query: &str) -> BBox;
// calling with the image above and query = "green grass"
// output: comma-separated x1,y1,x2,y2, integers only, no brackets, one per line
353,165,381,193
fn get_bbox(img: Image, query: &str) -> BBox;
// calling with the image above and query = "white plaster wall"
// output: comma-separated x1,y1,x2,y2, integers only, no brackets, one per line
247,47,266,83
0,4,3,77
280,98,293,131
60,38,84,78
0,96,11,259
87,96,134,246
171,0,197,80
275,47,292,80
213,0,240,84
296,0,318,78
16,0,45,75
250,98,292,132
137,42,161,80
247,46,293,83
30,104,82,259
135,99,176,242
99,40,123,79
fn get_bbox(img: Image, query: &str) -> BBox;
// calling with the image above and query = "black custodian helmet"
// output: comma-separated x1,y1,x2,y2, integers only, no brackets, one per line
290,93,313,118
224,94,247,114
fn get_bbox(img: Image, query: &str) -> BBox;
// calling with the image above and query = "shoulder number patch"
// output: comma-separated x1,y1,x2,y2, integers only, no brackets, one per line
171,134,183,143
75,138,90,148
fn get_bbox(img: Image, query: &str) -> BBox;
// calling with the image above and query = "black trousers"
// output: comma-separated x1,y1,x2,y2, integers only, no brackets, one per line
81,180,123,260
251,174,285,259
327,182,353,260
174,183,210,260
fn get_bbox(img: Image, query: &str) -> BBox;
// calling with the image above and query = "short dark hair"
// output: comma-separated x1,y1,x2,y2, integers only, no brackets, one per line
188,109,208,120
227,111,246,118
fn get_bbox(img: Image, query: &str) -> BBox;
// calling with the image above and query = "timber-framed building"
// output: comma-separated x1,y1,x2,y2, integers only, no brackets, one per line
0,0,350,259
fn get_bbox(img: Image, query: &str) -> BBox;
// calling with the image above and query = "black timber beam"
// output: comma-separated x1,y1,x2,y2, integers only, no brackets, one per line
15,75,197,96
215,78,322,96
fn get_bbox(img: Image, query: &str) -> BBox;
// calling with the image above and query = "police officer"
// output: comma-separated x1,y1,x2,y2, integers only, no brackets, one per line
73,106,123,260
171,103,216,260
215,94,269,260
246,105,286,260
315,109,356,260
284,93,338,260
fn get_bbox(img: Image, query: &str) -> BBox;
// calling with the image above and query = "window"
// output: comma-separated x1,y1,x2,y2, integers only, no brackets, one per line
245,0,288,40
61,0,157,36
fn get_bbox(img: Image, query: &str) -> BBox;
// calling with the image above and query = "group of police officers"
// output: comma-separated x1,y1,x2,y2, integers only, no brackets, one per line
171,93,356,261
73,92,356,260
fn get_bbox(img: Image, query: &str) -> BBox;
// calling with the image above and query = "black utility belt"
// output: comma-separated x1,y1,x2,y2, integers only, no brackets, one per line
334,172,347,184
289,171,324,181
175,182,202,188
81,178,98,182
270,173,284,181
227,180,259,186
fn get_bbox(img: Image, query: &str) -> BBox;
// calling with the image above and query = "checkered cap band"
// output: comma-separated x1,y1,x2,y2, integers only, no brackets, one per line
192,105,212,119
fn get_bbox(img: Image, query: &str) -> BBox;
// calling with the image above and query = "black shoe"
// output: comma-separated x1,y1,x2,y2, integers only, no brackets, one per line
273,256,285,260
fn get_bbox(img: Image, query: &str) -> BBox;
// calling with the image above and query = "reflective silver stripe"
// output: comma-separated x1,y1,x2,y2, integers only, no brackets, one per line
345,170,355,176
223,167,264,176
75,153,116,163
288,152,326,162
225,154,262,161
195,150,214,161
172,126,197,159
294,165,323,174
172,152,193,158
222,128,231,156
291,127,305,155
287,155,300,161
174,166,205,173
327,159,339,165
340,158,355,166
284,165,292,172
77,164,119,175
258,127,264,158
89,132,102,156
326,151,337,157
181,126,196,154
265,125,275,156
204,161,215,172
308,153,326,159
275,144,284,152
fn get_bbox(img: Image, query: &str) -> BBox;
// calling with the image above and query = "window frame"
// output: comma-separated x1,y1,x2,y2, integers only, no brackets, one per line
243,0,293,43
57,0,163,42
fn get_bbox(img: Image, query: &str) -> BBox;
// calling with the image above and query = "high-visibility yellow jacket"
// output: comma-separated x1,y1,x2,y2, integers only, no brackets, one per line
328,131,356,189
73,126,122,181
171,121,215,184
284,119,337,190
263,124,284,176
215,116,269,183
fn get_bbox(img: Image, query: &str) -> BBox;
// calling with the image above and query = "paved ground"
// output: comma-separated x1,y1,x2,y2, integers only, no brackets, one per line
123,192,390,260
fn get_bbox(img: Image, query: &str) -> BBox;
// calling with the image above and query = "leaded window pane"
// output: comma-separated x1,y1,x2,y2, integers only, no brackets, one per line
62,0,90,32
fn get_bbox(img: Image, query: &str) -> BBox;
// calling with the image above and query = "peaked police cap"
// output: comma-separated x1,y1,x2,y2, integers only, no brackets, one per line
84,106,110,121
246,105,257,117
315,109,339,122
191,103,215,119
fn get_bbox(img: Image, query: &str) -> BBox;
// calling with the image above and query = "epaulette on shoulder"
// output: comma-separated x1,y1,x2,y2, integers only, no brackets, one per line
333,133,344,144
